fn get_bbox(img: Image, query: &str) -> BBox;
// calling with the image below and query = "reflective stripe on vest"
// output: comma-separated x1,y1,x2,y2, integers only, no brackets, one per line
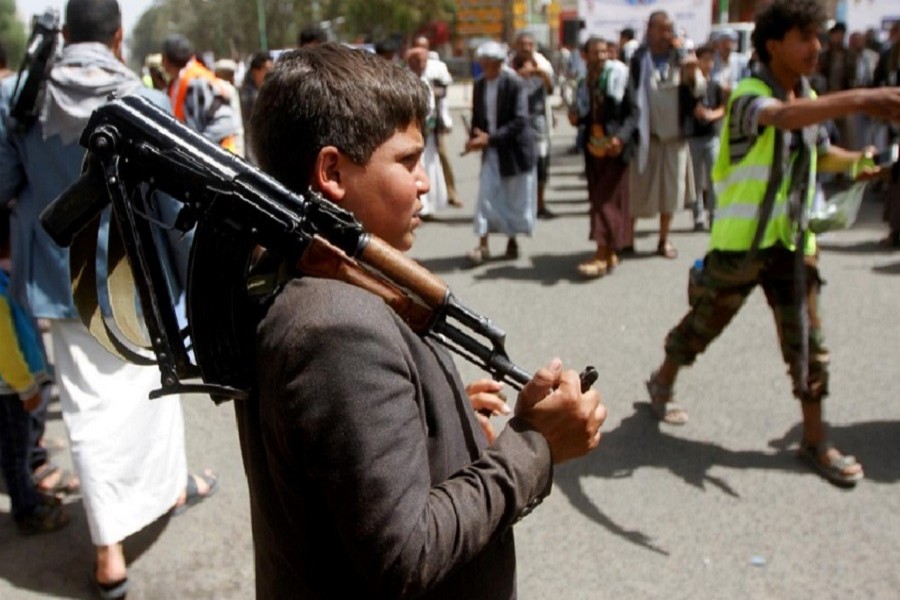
709,77,817,255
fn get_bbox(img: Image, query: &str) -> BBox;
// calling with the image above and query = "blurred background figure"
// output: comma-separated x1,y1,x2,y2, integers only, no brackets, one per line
213,58,245,157
570,37,636,279
629,10,695,259
0,205,70,536
412,35,462,207
240,51,273,165
511,31,554,218
161,33,239,152
297,24,327,48
142,53,167,90
680,45,725,231
405,46,448,219
465,41,536,266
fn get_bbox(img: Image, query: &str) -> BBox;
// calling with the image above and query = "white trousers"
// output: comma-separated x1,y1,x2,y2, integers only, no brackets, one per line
51,320,187,545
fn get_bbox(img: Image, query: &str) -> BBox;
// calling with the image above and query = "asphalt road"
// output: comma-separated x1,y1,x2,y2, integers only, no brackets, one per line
2,105,899,600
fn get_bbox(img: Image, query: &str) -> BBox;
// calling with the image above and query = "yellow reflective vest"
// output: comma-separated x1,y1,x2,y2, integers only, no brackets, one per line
710,77,817,255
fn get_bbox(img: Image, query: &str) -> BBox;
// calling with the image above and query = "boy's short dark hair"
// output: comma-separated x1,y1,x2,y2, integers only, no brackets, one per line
620,27,635,41
65,0,122,45
250,43,430,194
752,0,826,64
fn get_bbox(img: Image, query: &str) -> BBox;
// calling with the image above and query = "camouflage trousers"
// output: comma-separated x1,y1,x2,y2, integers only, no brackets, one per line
665,245,829,403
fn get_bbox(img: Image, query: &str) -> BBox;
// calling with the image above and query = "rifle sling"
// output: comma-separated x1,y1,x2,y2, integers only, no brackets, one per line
69,212,156,365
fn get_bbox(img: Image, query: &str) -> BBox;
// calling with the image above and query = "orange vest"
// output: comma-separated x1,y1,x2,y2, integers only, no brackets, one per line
169,58,237,153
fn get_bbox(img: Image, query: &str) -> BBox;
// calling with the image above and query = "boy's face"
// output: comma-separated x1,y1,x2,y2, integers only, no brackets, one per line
770,26,821,77
337,123,429,252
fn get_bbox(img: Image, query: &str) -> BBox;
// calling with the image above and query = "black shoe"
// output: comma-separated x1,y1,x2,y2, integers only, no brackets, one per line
537,207,555,220
505,238,519,259
15,502,69,536
620,245,635,256
693,222,705,232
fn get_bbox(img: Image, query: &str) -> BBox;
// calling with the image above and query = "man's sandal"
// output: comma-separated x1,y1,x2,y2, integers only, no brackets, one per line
172,470,220,516
32,463,80,496
797,441,864,487
577,258,608,279
645,371,688,425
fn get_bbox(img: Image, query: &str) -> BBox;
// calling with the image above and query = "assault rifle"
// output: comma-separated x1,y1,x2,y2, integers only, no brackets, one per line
6,9,61,133
42,94,596,402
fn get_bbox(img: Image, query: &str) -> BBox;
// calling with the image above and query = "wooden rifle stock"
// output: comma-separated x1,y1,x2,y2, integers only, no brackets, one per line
296,235,442,334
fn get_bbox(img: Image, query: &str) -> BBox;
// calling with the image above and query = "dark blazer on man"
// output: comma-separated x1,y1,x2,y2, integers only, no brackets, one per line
471,69,536,178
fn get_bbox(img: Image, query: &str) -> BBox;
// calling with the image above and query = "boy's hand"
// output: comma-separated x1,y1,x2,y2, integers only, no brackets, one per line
860,87,900,122
467,379,510,444
515,359,606,464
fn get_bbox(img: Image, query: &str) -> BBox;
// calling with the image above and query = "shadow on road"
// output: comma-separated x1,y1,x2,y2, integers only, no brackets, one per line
0,500,171,598
554,404,900,556
872,260,900,275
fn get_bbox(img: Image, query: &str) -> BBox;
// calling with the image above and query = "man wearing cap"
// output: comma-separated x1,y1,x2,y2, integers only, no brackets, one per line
465,40,536,265
161,33,239,152
711,28,749,94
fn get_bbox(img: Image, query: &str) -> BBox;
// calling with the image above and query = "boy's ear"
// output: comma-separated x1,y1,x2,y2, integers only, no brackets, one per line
312,146,348,203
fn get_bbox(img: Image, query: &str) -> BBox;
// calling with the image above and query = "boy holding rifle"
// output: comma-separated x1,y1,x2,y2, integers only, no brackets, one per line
238,43,606,598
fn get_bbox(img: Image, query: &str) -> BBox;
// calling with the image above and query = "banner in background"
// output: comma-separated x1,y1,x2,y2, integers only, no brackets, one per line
577,0,713,47
845,0,900,36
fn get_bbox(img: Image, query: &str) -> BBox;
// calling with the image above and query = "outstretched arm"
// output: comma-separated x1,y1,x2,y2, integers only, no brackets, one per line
758,87,900,131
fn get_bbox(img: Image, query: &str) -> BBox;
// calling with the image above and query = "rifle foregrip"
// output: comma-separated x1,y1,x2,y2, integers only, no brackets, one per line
360,236,449,308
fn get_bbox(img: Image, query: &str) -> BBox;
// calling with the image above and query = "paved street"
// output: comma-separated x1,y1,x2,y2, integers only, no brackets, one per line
2,97,899,599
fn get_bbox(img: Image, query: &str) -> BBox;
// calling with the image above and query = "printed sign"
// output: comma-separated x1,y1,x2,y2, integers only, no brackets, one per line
577,0,713,47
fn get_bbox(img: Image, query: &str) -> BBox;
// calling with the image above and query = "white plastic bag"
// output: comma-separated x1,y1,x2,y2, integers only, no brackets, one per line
808,181,867,234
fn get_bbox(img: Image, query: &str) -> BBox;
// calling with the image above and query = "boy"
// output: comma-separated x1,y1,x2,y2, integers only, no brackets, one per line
241,43,606,598
646,0,900,486
0,206,69,535
680,45,726,231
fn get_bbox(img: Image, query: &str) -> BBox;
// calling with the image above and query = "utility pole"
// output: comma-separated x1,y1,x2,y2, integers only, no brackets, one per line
257,0,268,51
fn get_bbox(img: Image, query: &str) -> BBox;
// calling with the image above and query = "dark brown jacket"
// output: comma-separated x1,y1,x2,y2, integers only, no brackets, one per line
235,277,552,599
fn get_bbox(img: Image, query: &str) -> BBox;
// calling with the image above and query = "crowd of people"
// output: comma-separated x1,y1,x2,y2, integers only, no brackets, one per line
1,0,900,598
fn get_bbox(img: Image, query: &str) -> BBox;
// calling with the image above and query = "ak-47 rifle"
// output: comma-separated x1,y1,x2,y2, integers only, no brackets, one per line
41,94,596,403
